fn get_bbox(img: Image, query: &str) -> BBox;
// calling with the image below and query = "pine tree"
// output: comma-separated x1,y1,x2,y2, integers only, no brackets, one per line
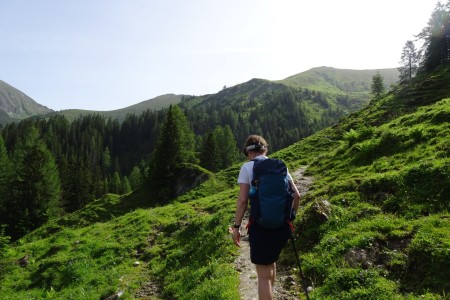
200,131,221,172
215,125,239,169
147,105,197,199
122,176,132,194
398,40,420,82
0,136,12,225
102,147,112,175
8,127,62,239
61,155,92,212
110,171,121,194
371,72,385,100
417,2,450,71
129,166,143,190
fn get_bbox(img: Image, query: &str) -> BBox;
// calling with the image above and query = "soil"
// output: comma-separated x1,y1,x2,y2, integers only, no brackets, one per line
235,167,313,299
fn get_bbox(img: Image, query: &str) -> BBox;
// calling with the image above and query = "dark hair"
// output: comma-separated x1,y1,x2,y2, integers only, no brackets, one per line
243,135,269,156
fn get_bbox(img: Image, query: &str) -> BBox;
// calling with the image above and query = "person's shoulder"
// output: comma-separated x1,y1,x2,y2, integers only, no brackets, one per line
239,160,252,170
242,160,254,168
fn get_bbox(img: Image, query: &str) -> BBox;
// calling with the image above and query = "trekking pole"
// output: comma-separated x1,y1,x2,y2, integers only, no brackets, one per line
290,234,310,300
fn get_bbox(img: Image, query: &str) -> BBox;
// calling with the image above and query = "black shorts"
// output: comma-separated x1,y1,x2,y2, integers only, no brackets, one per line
248,222,292,265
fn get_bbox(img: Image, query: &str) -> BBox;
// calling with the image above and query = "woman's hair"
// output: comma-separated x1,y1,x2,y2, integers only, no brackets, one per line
243,135,269,156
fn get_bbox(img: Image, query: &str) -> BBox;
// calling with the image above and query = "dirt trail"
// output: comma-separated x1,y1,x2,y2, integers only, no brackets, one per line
235,166,313,300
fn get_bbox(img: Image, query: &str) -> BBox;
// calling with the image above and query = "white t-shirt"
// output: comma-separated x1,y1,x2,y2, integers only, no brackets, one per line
237,155,293,185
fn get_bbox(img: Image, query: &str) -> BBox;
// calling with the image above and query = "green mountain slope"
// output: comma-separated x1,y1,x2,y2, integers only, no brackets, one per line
180,73,380,152
279,66,399,94
273,65,450,298
53,94,184,122
2,67,397,126
1,66,448,299
0,80,53,125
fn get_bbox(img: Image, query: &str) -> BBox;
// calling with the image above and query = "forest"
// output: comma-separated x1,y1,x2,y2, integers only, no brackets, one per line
0,81,352,240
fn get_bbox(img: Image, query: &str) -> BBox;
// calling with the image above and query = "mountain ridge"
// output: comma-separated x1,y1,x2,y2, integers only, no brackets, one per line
0,66,399,124
279,66,399,93
0,80,53,124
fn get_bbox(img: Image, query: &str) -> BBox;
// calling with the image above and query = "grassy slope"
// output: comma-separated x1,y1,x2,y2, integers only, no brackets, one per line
1,67,449,299
279,66,399,94
274,66,450,299
51,94,183,122
0,165,244,299
0,80,53,125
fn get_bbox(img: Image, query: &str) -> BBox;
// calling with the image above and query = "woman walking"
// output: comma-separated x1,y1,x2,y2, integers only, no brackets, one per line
231,135,300,300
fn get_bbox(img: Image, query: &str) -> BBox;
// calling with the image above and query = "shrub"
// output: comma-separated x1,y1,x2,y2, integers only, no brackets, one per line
313,268,399,299
402,216,450,294
0,225,10,258
354,139,379,163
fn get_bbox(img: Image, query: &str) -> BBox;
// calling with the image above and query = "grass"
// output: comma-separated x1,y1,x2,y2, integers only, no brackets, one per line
279,96,450,299
0,188,240,299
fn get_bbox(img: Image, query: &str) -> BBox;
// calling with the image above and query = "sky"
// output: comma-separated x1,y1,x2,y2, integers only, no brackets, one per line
0,0,439,111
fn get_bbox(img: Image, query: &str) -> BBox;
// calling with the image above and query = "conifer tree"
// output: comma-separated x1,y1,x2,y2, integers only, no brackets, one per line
129,166,143,190
200,131,221,172
102,147,112,174
122,176,132,194
398,40,420,82
0,136,12,224
110,171,121,194
417,2,450,71
215,125,239,169
147,105,196,199
371,72,385,100
8,127,62,239
61,155,92,212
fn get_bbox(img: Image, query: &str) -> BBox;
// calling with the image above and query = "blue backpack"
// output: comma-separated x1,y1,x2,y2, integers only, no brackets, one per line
249,158,294,229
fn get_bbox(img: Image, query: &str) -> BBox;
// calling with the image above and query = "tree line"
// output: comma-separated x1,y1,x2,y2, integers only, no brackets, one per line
0,86,338,240
398,1,450,81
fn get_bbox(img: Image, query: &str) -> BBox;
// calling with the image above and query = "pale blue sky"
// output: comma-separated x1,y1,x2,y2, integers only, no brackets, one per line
0,0,438,111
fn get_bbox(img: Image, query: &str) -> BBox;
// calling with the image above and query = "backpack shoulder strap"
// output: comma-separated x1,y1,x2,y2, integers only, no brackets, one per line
251,158,265,186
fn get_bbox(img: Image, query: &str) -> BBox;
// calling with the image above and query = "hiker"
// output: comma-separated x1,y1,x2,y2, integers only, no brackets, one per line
232,134,300,300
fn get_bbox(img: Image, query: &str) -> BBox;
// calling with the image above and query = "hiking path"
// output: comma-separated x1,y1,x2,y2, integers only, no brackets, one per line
235,166,313,300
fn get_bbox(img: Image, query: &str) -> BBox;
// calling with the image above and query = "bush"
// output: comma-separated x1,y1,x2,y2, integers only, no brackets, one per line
313,268,399,299
0,225,10,258
396,160,450,215
402,216,450,294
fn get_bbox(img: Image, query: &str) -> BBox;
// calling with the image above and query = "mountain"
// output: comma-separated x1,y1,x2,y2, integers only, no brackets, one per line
279,66,399,94
1,67,399,126
54,94,184,122
178,68,399,152
0,80,53,125
56,67,398,122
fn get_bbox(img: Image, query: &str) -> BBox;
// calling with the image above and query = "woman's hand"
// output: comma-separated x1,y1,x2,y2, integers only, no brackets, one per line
229,226,241,247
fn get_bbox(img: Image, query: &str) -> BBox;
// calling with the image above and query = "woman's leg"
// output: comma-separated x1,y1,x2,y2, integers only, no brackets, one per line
255,263,276,300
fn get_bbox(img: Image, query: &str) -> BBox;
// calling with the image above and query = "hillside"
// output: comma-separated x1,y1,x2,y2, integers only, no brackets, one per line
1,67,398,126
69,67,397,125
179,70,387,152
0,63,448,299
279,66,399,94
53,94,184,122
0,80,53,125
273,65,450,298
